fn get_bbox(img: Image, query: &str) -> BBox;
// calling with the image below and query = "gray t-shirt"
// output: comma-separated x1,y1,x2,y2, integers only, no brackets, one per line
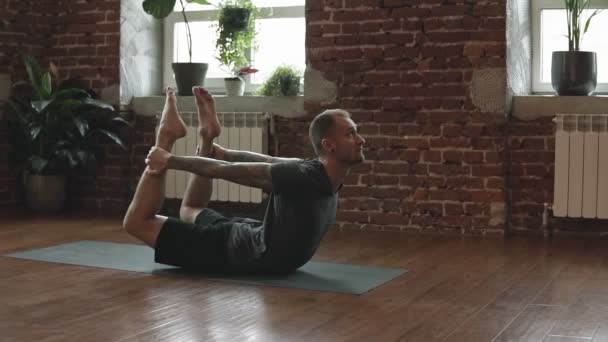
228,158,339,274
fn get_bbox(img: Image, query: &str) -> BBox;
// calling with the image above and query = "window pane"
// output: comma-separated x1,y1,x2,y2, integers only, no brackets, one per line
174,22,231,78
251,17,305,85
541,9,608,82
175,0,304,12
174,1,214,12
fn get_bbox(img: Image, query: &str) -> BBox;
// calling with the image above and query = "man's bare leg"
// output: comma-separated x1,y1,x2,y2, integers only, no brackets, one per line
179,86,221,223
123,87,187,247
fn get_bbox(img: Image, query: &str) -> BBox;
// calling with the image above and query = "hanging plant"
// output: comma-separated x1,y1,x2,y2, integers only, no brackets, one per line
216,0,259,75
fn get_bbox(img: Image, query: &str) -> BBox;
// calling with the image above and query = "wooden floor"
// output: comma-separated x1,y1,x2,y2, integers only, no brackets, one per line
2,216,608,342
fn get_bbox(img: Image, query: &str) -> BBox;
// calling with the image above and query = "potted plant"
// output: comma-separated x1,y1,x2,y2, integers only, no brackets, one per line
216,0,258,95
551,0,603,95
257,65,302,96
142,0,211,95
6,54,129,212
225,66,258,96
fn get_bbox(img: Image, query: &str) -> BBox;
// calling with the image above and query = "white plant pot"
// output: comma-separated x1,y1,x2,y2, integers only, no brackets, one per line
224,78,245,96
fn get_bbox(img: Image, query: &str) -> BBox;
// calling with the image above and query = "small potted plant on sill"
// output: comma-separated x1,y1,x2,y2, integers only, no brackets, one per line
551,0,603,96
225,66,258,96
142,0,211,95
257,65,302,96
215,0,259,95
6,54,129,213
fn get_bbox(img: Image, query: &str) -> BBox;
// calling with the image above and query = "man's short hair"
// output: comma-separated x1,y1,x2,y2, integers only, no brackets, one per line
308,109,351,156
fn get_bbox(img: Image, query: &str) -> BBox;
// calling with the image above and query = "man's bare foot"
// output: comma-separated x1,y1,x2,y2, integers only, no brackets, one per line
193,86,221,140
157,87,187,149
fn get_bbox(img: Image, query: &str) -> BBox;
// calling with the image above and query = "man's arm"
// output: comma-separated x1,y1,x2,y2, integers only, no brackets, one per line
168,155,274,193
214,144,300,164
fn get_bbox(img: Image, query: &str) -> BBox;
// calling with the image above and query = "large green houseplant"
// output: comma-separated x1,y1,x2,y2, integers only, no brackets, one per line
551,0,603,95
6,54,129,212
216,0,258,95
142,0,211,95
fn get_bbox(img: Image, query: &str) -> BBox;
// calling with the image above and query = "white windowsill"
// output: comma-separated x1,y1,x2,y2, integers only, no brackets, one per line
512,95,608,121
129,95,306,118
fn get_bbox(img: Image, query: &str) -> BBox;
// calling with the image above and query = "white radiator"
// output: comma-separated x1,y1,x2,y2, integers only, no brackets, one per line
162,112,267,203
553,114,608,218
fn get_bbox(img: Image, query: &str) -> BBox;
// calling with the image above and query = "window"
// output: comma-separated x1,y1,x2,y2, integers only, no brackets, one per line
163,0,305,95
532,0,608,93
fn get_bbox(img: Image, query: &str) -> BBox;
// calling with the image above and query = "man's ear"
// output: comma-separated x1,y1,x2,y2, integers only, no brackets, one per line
321,138,335,153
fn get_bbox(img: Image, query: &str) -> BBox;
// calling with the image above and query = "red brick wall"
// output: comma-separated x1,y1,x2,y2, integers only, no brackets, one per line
0,0,120,89
0,0,122,214
5,0,586,235
288,0,508,234
51,0,120,90
507,117,553,233
0,0,61,212
0,115,21,211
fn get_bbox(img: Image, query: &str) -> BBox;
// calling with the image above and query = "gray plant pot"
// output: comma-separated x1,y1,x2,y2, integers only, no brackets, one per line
172,63,209,96
224,78,245,96
24,174,66,213
551,51,597,96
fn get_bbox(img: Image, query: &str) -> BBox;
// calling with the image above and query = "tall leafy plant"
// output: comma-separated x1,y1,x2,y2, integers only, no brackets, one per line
216,0,258,76
564,0,603,51
143,0,211,63
6,54,129,175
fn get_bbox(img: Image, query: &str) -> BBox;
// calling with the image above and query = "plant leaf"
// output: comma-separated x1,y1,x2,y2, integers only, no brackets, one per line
584,9,602,34
22,54,45,100
30,126,42,142
94,129,127,150
143,0,177,19
186,0,211,5
40,72,52,99
29,156,48,174
82,98,115,111
111,116,131,126
56,149,78,168
73,116,89,137
6,98,26,119
51,88,91,101
31,100,51,112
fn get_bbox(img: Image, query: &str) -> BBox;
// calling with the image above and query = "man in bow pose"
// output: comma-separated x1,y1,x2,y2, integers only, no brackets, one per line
123,86,365,274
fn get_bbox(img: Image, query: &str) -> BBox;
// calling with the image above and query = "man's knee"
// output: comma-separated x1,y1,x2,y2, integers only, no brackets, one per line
179,205,202,224
122,214,139,235
122,214,164,247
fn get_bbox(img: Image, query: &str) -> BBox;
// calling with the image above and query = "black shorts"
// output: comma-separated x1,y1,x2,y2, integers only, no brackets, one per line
154,208,264,273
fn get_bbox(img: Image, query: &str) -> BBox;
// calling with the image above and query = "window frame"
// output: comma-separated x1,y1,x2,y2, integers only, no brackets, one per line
163,5,305,95
532,0,608,94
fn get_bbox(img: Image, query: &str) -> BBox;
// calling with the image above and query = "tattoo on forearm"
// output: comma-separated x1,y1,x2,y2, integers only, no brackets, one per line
223,150,273,163
168,155,273,192
168,155,225,178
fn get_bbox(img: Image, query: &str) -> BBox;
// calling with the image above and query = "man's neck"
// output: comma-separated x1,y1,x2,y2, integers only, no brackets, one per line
320,157,349,193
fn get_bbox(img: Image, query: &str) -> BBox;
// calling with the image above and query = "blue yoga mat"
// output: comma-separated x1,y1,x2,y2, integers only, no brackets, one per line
5,240,406,295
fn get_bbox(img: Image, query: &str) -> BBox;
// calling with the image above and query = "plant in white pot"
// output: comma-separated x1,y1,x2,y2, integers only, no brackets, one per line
6,54,129,213
552,0,603,95
224,66,258,96
143,0,211,95
215,0,258,95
